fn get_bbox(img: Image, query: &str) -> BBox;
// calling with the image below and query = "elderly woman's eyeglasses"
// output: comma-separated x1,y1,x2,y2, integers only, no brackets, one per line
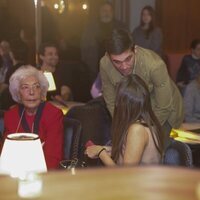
20,83,41,92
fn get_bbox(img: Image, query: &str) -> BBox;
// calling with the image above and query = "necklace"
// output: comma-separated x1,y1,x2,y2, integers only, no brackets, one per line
17,102,46,134
16,108,35,133
16,108,25,133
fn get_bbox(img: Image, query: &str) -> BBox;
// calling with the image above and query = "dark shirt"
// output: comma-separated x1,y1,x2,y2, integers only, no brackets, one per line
44,62,73,101
176,55,200,84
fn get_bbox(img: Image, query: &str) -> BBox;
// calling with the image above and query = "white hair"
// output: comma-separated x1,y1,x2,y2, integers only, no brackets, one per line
9,65,49,103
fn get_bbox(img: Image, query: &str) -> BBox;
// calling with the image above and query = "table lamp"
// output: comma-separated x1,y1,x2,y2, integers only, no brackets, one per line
0,133,47,178
43,71,56,91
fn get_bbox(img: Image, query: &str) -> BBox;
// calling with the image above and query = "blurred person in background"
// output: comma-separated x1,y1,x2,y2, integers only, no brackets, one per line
0,40,12,91
81,1,127,85
0,39,28,110
132,5,163,56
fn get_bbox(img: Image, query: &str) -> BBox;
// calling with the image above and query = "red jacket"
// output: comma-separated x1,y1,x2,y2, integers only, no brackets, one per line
4,102,64,170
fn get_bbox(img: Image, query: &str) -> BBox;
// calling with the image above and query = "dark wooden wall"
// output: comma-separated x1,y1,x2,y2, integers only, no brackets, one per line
0,0,35,40
156,0,200,53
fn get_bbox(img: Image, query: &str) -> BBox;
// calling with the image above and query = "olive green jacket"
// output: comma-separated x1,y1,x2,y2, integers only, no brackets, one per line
100,47,184,128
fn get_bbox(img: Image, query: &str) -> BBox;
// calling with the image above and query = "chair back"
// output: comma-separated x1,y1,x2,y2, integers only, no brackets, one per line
63,117,82,160
66,96,112,165
163,140,193,167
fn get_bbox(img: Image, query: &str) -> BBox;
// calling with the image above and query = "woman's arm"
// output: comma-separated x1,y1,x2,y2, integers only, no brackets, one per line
86,145,115,166
123,124,148,165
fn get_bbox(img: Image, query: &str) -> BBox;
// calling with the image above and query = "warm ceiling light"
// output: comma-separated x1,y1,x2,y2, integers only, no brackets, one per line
82,3,88,10
34,0,38,7
54,3,59,10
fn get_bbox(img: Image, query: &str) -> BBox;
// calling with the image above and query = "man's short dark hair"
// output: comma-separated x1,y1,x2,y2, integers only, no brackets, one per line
105,29,134,55
100,1,113,8
38,42,58,55
190,39,200,49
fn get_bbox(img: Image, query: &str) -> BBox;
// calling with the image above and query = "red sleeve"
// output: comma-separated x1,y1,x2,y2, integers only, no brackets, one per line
43,107,64,169
3,112,10,140
3,107,19,140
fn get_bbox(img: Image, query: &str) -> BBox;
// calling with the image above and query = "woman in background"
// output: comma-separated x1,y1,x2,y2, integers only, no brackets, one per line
184,72,200,123
3,65,64,169
132,5,163,56
85,74,163,166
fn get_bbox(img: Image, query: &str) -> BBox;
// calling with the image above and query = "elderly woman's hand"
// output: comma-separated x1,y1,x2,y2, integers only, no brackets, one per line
85,145,104,159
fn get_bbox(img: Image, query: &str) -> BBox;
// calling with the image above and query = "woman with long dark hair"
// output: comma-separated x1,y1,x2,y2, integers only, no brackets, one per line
132,5,163,56
85,74,163,166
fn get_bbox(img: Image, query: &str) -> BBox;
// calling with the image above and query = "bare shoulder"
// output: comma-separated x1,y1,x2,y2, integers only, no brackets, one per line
127,123,148,142
128,123,146,132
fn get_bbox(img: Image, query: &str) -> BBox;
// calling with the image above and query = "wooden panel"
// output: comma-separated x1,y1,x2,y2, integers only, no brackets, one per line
156,0,200,53
187,0,200,46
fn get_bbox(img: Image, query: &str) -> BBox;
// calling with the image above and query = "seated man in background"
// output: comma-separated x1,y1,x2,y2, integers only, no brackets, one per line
184,72,200,123
39,43,72,102
4,65,64,169
176,39,200,94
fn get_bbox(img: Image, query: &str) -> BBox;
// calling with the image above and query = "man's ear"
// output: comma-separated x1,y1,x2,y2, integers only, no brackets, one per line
39,54,44,61
105,52,110,59
133,45,137,53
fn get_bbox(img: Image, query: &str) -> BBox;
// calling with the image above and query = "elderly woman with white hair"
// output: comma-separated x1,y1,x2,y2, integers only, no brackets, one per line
3,65,64,170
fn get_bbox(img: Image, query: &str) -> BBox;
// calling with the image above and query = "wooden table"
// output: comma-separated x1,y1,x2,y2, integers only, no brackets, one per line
1,166,200,200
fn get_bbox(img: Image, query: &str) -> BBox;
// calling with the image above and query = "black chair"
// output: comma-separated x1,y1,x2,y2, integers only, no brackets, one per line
66,96,112,166
163,139,193,167
63,117,82,160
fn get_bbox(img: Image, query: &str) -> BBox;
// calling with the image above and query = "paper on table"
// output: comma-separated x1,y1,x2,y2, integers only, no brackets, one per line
171,129,200,143
174,137,200,144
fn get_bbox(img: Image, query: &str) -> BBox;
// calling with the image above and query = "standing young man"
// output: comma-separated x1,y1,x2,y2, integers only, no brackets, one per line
100,29,184,146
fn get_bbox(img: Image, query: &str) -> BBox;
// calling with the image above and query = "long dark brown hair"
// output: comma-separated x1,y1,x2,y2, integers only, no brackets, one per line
111,74,163,163
140,5,156,39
